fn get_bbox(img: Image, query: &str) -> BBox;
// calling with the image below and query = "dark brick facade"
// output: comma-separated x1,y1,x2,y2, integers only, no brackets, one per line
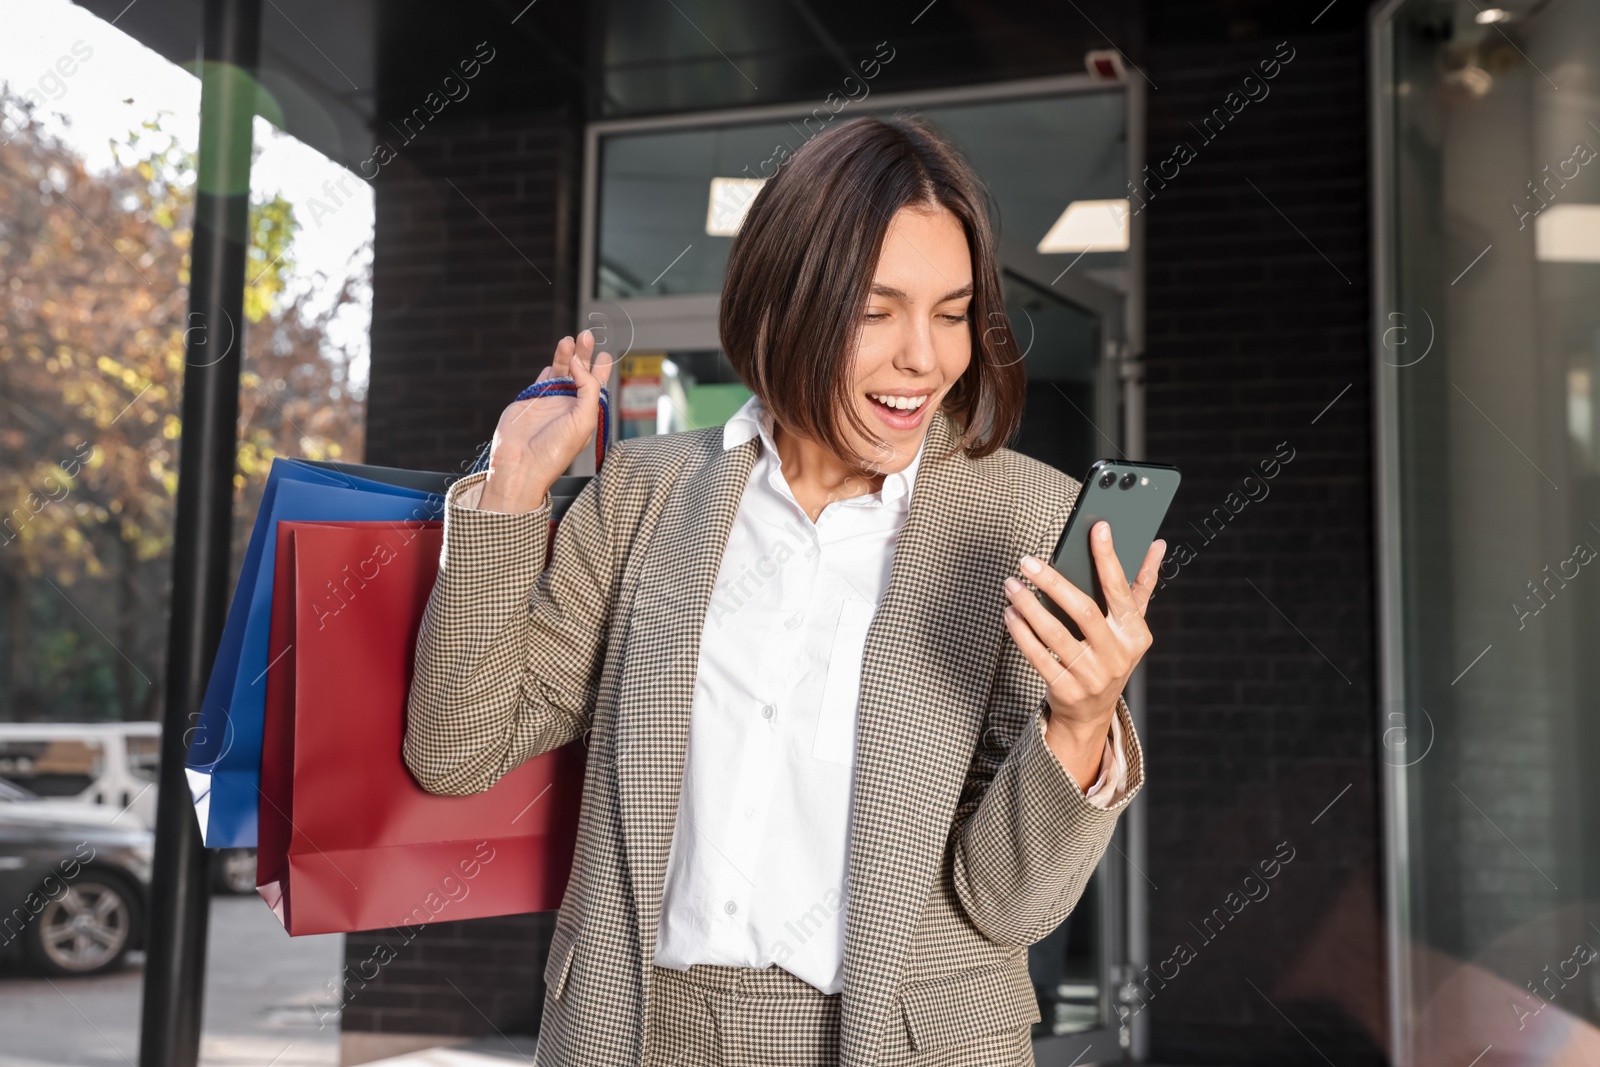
340,912,558,1039
363,106,583,475
1138,27,1387,1065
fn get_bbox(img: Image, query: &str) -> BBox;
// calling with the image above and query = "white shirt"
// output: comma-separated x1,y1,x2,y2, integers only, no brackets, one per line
458,397,1128,992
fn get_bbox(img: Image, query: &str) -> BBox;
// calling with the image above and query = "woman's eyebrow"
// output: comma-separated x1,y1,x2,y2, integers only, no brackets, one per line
868,283,974,302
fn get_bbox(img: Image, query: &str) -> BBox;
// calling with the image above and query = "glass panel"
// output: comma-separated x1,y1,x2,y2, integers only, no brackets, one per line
1383,0,1600,1059
0,6,198,727
1031,869,1107,1037
596,90,1128,301
659,350,753,435
1003,270,1104,478
2,3,356,1060
917,93,1128,286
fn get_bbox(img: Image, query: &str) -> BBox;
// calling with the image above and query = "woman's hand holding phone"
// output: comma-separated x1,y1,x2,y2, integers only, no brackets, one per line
1001,521,1165,791
477,330,614,514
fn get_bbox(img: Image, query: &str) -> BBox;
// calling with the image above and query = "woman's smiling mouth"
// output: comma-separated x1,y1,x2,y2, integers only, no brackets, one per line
866,391,933,431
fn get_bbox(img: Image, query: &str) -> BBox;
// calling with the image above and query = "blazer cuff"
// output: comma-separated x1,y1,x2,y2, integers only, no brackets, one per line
1027,695,1144,820
437,471,553,574
1043,711,1126,810
450,471,554,515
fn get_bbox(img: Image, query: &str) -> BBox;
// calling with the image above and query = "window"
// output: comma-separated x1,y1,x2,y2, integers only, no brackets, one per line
0,738,105,798
126,732,160,784
1374,0,1600,1059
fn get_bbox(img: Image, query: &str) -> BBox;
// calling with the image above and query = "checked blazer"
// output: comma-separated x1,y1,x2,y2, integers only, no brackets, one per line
402,409,1146,1067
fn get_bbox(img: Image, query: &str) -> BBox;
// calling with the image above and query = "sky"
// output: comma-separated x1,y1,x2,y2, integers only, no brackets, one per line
0,0,375,384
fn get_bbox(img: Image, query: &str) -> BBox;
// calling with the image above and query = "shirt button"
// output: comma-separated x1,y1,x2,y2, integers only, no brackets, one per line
743,807,755,819
724,900,738,915
784,613,803,629
761,704,775,720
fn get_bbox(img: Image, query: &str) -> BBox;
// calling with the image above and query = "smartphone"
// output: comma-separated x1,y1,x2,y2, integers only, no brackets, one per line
1041,460,1182,639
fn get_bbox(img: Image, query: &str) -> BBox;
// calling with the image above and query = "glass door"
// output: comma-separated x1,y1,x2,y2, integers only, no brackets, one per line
580,79,1141,1064
1374,1,1600,1063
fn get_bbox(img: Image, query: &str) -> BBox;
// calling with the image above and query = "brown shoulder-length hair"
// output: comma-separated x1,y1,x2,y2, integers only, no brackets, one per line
718,114,1024,466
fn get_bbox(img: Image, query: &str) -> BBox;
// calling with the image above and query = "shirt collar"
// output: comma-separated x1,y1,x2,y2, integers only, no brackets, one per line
723,395,924,502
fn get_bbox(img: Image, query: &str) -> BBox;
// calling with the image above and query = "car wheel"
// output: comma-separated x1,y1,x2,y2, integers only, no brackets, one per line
24,874,135,976
215,848,257,895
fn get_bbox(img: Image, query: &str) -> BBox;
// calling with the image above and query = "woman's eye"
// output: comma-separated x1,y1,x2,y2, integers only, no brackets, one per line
942,312,970,323
863,310,889,323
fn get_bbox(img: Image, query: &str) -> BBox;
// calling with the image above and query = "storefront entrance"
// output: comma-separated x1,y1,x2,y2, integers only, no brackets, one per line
578,75,1147,1062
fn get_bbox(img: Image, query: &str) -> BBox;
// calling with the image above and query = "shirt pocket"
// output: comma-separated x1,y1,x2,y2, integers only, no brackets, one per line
811,599,876,765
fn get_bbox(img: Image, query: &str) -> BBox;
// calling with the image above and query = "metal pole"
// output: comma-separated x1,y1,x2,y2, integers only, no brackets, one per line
139,1,261,1064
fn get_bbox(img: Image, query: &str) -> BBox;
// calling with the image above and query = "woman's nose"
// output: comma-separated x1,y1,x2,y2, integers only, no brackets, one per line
893,320,939,373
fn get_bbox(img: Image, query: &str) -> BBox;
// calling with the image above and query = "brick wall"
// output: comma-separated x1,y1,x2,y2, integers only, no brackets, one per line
339,912,558,1040
1138,27,1388,1065
363,106,582,473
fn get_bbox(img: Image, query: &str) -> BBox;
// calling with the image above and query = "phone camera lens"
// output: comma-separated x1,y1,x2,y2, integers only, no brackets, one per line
1119,471,1138,490
1098,471,1118,489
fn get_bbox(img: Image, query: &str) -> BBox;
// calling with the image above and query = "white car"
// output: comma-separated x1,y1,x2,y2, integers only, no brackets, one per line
0,723,256,894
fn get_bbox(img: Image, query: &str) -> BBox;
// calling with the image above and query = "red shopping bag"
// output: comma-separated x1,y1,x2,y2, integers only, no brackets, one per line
256,518,584,935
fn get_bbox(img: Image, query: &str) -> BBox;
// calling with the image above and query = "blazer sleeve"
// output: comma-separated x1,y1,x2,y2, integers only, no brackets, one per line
949,509,1148,947
402,455,625,796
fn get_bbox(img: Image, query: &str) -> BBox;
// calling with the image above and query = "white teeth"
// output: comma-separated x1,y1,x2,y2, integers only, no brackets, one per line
869,393,928,412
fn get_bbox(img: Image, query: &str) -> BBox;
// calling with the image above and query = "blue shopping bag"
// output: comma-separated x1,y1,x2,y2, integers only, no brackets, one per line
186,460,450,847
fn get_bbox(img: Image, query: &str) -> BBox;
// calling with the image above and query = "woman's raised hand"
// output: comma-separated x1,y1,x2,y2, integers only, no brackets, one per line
1002,521,1165,789
476,330,613,514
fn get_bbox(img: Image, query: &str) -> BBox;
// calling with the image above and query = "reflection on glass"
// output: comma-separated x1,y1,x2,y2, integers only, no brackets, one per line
652,349,752,435
1382,0,1600,1062
596,91,1128,300
1031,870,1106,1036
1004,270,1102,477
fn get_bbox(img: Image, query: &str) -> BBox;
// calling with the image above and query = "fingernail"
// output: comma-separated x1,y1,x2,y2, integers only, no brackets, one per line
579,329,592,342
1020,555,1042,574
1003,577,1023,595
1096,522,1110,540
1003,605,1017,621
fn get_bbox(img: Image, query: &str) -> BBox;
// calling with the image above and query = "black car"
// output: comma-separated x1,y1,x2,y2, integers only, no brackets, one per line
0,775,153,976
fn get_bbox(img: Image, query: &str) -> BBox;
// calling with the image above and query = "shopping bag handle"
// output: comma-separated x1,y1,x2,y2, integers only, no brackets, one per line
467,378,611,477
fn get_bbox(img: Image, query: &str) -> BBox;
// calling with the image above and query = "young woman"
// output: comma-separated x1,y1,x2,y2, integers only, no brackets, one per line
404,115,1162,1067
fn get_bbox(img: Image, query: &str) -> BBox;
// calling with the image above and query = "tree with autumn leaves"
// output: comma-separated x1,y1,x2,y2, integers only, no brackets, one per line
0,91,367,721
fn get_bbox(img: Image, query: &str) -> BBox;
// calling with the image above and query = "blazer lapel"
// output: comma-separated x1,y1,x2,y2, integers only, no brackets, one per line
839,412,1017,1066
614,433,758,1005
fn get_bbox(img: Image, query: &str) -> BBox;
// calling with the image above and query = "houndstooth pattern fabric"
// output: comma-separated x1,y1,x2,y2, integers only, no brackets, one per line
403,410,1146,1067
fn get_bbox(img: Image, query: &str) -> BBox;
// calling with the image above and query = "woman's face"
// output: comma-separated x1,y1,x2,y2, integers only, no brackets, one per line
846,202,974,473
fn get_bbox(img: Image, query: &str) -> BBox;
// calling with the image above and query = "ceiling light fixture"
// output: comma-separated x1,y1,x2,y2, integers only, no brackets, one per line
1536,204,1600,262
1036,198,1131,254
706,177,767,236
1475,7,1512,23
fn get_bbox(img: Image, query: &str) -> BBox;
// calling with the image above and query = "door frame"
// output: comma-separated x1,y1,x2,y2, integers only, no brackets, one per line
578,72,1151,1064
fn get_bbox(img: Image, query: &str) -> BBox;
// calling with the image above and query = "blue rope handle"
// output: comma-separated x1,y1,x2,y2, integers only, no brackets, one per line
468,378,611,476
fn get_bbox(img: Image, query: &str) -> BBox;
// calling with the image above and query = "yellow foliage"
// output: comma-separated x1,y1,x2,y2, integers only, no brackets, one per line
2,96,366,719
